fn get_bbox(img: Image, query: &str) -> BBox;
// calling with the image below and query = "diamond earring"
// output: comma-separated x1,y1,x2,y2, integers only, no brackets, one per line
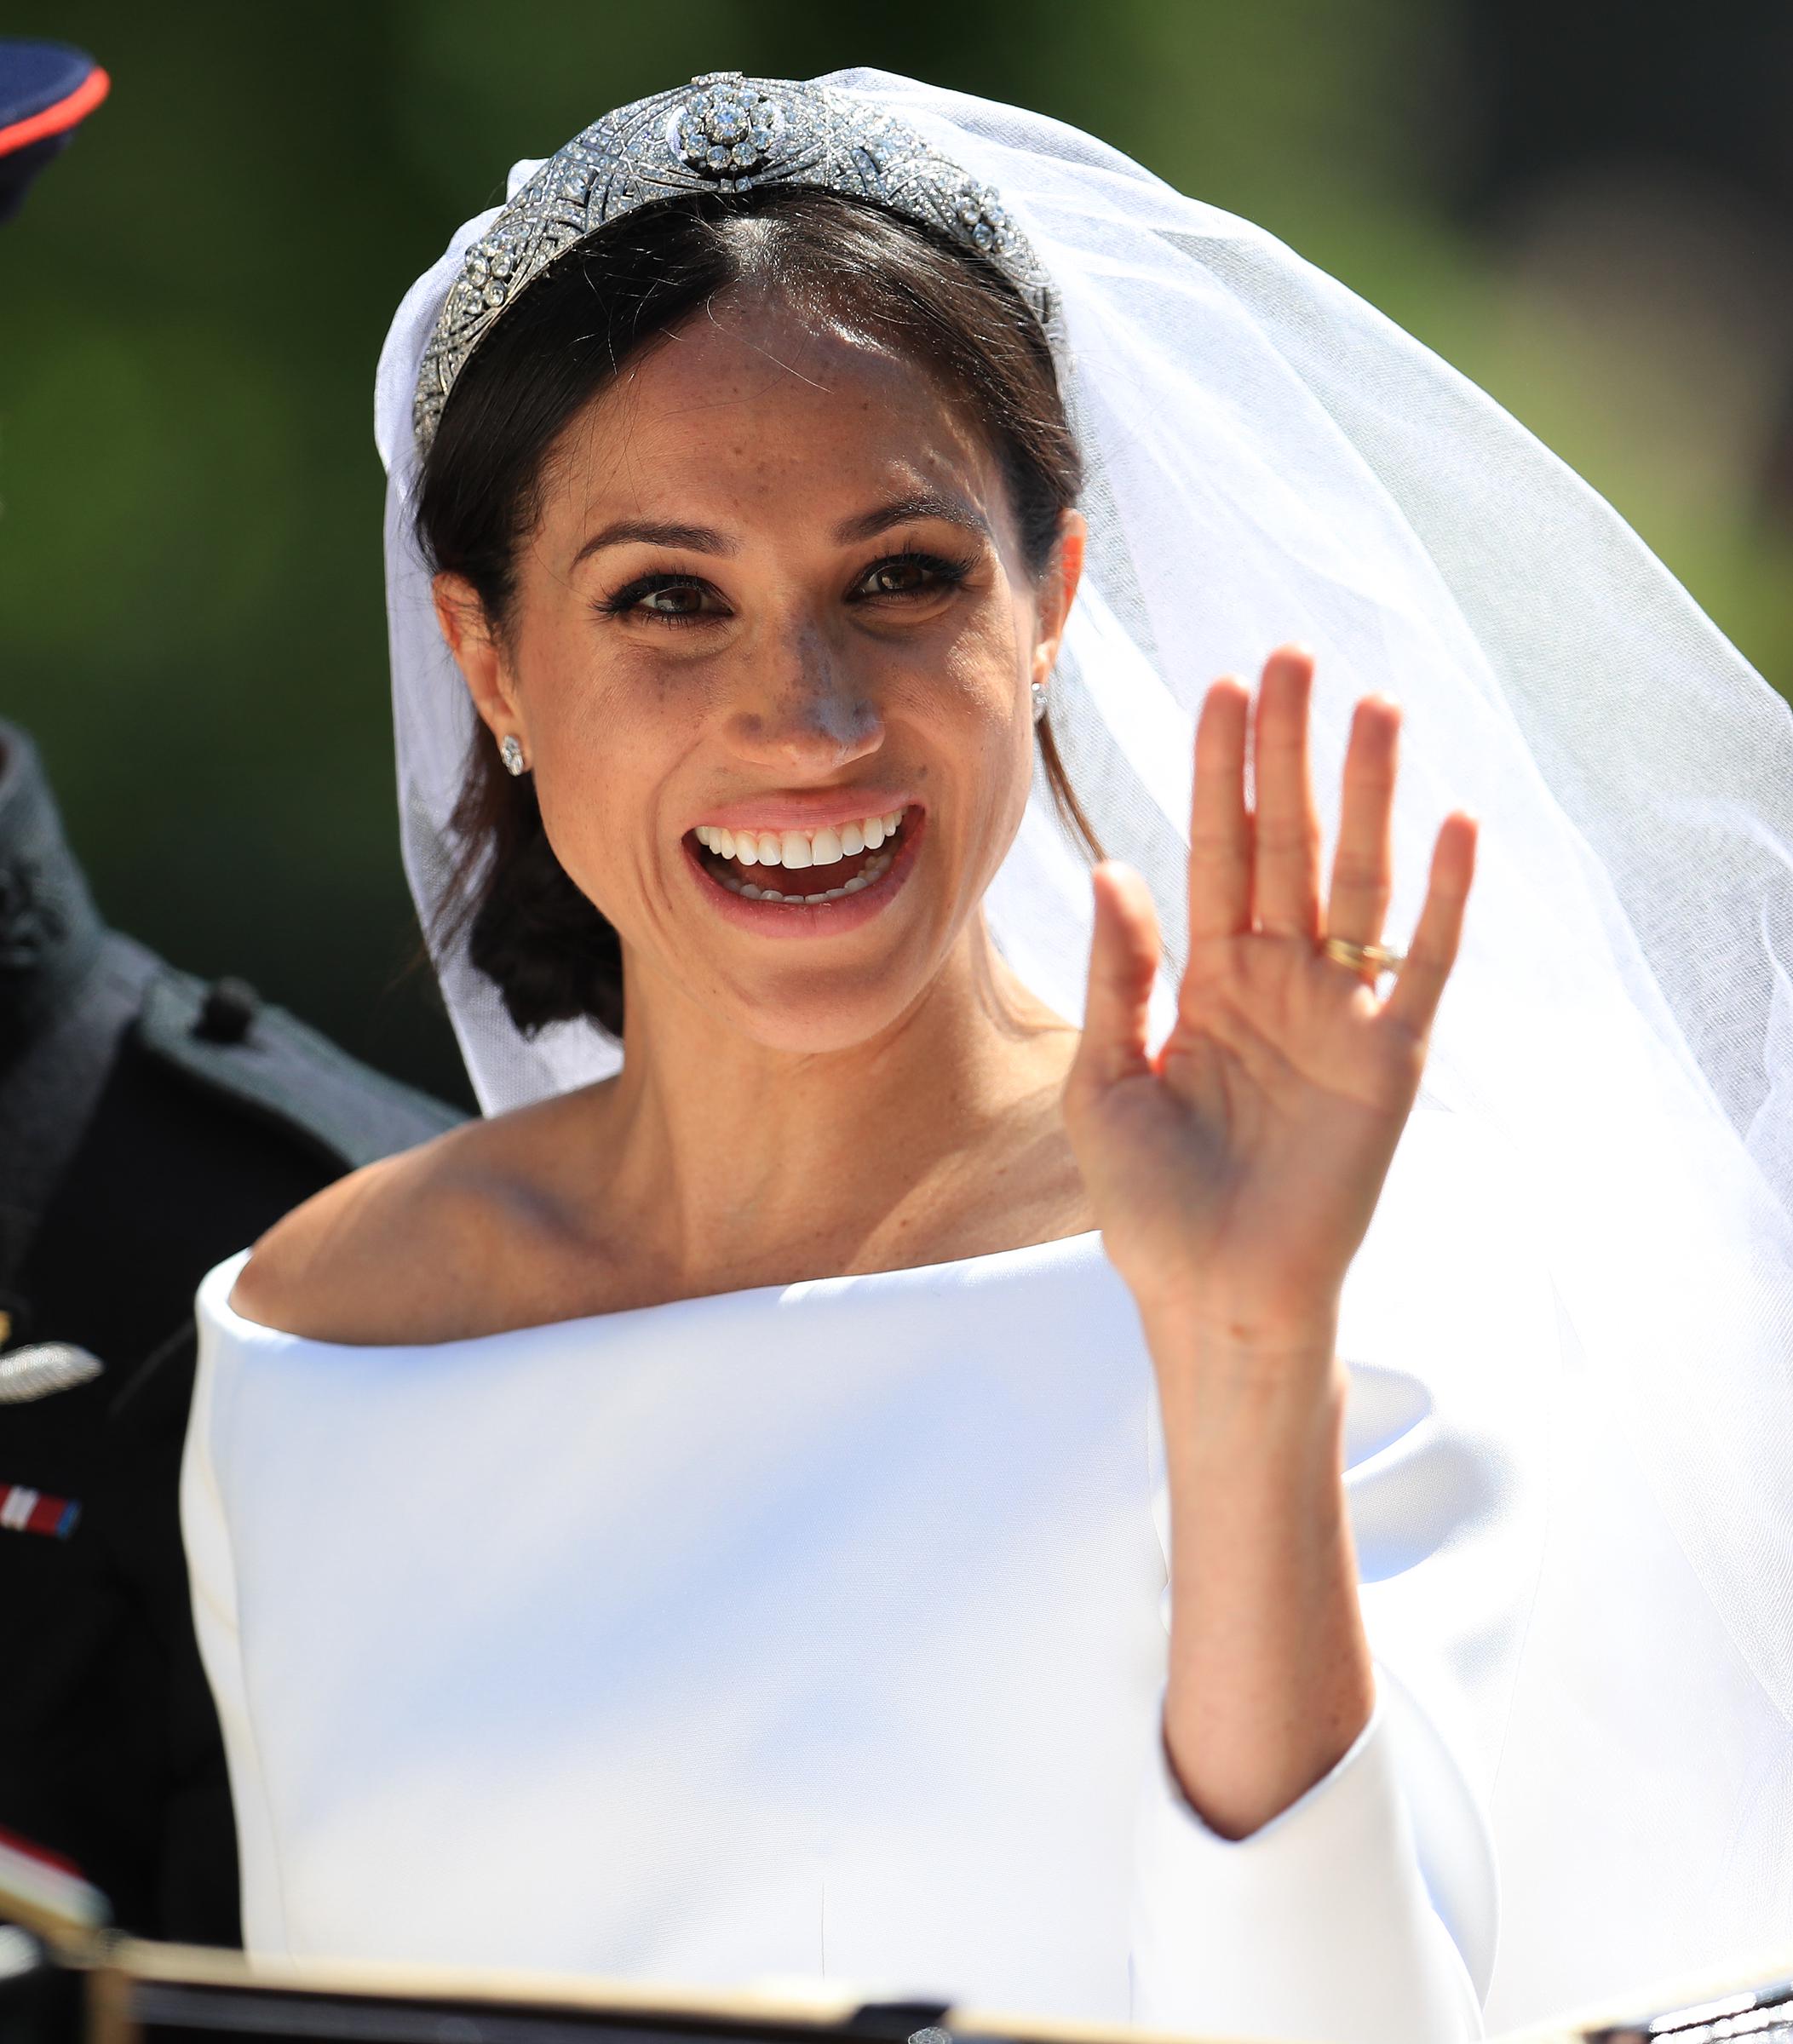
499,733,526,776
1031,680,1048,725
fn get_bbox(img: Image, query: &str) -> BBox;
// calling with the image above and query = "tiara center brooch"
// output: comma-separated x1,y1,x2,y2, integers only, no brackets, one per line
411,72,1064,463
670,77,786,181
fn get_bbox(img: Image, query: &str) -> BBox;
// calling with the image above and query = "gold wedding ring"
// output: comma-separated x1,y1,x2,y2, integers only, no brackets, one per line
1321,935,1405,976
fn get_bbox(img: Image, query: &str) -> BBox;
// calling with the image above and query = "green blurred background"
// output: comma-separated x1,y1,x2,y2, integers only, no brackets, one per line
7,1,1793,1109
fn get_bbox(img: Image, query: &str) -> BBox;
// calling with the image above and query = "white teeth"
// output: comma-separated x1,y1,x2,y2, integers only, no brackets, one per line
715,850,894,905
843,853,892,893
696,808,907,870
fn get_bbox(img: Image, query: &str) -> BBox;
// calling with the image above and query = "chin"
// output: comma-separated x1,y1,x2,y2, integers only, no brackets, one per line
709,962,940,1059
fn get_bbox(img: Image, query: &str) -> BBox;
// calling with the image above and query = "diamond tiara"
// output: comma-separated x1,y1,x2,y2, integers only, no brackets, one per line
411,72,1062,462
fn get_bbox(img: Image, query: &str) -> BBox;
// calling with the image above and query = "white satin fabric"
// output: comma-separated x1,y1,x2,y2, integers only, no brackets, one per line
377,79,1793,1819
181,1105,1788,2041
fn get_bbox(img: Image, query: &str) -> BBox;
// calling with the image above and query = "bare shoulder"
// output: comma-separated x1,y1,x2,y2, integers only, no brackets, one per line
224,1094,597,1346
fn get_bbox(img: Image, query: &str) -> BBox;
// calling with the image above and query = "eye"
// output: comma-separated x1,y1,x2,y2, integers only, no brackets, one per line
596,573,727,627
852,550,974,603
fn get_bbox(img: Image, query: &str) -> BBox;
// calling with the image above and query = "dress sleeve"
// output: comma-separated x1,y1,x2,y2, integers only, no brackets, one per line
180,1249,290,1958
1125,1106,1557,2043
1129,1670,1485,2042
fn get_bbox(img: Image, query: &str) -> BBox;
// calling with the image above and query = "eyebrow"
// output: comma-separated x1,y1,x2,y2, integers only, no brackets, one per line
833,491,993,547
571,519,737,568
569,491,993,571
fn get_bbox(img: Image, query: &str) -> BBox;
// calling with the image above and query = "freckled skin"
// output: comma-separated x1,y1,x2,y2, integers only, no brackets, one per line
221,292,1095,1343
442,298,1083,1060
234,279,1440,1857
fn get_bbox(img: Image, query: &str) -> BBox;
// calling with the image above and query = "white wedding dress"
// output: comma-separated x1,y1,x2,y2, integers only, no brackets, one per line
180,1105,1793,2042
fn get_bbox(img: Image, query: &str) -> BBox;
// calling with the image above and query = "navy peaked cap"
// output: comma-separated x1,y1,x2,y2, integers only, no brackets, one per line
0,39,109,224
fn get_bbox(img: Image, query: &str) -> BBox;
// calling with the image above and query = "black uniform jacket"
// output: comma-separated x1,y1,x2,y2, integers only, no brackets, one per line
0,721,466,1945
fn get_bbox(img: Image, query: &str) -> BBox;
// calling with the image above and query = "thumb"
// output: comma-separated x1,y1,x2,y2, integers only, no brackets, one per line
1071,862,1161,1095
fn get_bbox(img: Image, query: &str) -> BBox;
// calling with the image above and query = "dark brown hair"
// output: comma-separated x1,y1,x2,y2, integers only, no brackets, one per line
417,184,1097,1041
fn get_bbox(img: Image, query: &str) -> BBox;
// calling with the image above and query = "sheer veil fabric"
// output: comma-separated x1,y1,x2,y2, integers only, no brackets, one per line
374,70,1793,2024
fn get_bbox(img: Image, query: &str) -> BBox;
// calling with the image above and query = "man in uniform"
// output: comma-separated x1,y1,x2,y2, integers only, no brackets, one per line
0,41,467,1947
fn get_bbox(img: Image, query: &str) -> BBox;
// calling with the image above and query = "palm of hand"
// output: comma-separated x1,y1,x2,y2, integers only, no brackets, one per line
1063,646,1477,1337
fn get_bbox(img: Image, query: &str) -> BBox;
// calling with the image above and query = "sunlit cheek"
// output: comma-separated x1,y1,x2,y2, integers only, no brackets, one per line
943,606,1037,757
526,721,648,934
888,627,1029,899
978,591,1044,789
908,599,1008,715
549,813,686,968
532,775,616,923
524,633,707,896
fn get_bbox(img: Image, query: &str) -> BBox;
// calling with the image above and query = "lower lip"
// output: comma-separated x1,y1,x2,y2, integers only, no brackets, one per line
683,813,927,939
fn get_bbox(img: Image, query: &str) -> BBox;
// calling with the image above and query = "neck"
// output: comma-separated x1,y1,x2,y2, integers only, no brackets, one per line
592,915,1081,1288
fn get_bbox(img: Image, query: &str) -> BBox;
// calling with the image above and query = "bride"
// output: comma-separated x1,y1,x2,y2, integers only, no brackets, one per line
182,69,1793,2044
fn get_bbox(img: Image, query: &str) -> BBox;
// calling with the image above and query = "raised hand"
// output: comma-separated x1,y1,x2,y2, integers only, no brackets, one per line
1061,644,1477,1352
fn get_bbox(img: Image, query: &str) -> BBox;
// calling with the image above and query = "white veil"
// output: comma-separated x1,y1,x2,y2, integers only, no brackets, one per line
375,69,1793,2027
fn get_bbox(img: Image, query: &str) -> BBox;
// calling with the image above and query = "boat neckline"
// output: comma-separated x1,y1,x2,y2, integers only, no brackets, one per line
201,1226,1111,1357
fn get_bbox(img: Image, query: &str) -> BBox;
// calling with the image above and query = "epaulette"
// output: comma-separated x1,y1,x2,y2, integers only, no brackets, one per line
134,967,466,1174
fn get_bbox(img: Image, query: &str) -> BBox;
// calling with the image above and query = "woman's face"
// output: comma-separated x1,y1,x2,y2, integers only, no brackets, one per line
438,296,1083,1058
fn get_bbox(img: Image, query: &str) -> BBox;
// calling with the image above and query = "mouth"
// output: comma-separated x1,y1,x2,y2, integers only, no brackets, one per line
682,805,925,937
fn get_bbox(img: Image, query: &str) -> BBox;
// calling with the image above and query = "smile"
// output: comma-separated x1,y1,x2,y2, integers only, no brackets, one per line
684,805,924,933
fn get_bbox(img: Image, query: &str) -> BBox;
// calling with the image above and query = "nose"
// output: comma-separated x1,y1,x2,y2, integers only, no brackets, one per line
726,620,883,776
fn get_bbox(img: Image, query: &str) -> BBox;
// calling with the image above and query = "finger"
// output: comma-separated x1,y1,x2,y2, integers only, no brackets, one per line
1071,861,1162,1092
1186,678,1252,943
1325,694,1399,950
1251,645,1323,939
1382,812,1478,1038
